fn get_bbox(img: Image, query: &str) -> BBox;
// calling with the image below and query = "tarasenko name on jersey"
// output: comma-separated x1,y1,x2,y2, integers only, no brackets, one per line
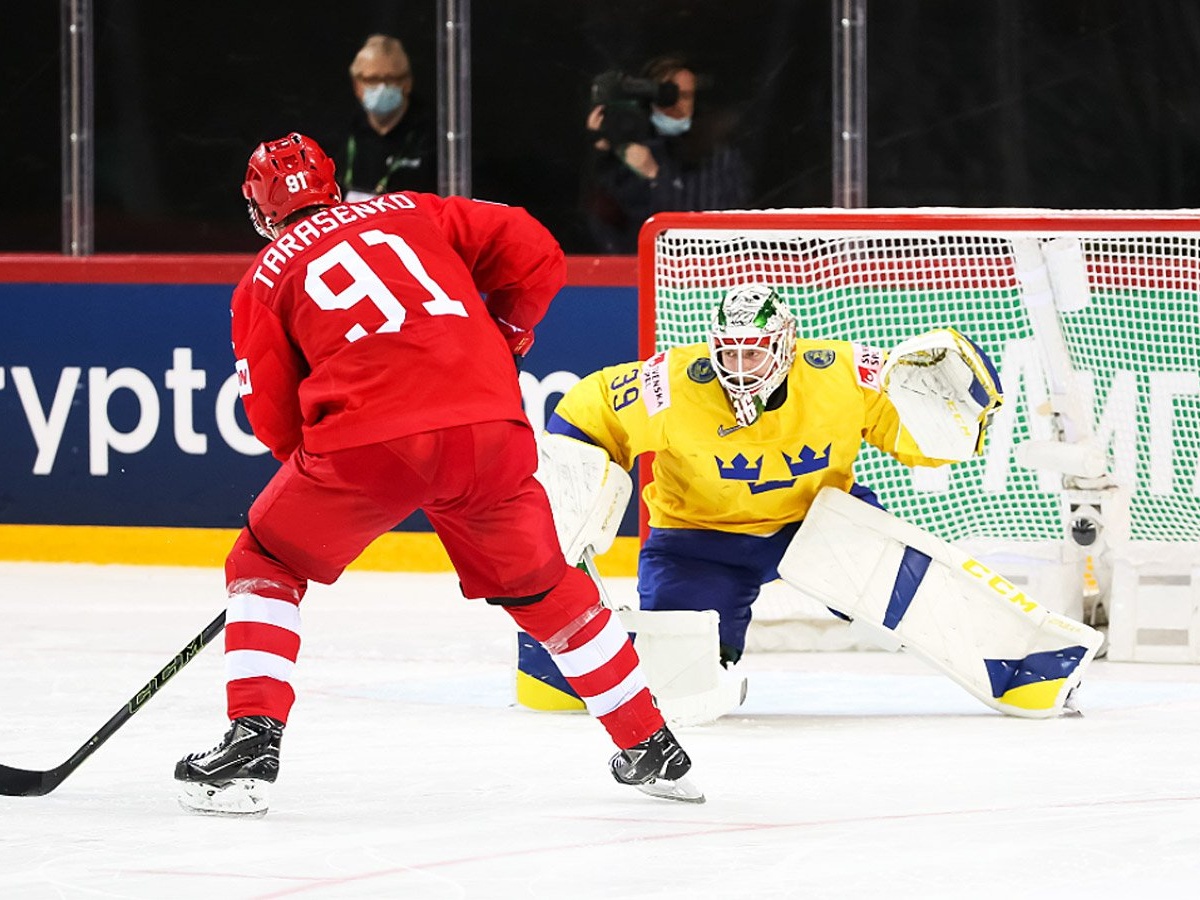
250,193,418,288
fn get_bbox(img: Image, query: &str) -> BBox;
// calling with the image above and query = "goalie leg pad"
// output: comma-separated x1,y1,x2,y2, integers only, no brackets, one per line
513,559,745,725
515,632,587,711
514,610,745,726
617,608,747,727
639,524,803,664
505,567,662,747
778,487,1103,718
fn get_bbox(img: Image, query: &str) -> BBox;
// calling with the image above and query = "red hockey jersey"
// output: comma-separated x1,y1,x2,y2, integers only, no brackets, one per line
230,193,566,461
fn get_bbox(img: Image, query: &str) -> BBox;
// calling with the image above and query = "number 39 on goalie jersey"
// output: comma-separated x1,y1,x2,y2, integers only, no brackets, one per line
546,339,957,535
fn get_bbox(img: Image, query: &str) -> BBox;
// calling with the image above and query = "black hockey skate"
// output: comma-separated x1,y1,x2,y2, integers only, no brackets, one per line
175,715,283,817
610,724,705,803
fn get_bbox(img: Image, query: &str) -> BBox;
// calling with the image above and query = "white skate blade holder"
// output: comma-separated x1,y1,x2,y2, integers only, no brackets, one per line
177,778,272,817
637,774,706,804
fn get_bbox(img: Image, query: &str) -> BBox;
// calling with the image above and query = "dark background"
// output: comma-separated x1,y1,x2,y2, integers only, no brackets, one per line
4,1,1200,254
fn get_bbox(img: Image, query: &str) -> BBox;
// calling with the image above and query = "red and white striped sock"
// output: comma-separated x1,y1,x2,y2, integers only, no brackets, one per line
223,591,302,723
506,566,663,748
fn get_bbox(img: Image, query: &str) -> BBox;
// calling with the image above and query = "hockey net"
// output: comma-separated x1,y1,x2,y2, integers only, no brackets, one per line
638,209,1200,656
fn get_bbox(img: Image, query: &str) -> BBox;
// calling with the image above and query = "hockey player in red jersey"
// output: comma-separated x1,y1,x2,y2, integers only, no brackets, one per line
174,133,701,815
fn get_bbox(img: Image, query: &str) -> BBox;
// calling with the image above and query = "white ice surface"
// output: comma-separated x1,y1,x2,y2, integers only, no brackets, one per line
1,561,1198,899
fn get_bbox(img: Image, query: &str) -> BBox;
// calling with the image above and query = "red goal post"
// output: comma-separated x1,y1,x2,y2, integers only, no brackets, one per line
636,208,1200,660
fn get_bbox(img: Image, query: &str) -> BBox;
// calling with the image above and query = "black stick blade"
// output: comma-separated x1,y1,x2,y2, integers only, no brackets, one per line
0,763,60,797
0,610,225,798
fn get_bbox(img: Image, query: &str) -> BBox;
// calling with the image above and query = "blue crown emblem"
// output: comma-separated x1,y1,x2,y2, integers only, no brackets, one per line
749,478,797,494
784,444,832,476
716,447,830,494
715,453,763,481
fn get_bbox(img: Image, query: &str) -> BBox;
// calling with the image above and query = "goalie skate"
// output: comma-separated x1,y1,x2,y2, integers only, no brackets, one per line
175,715,282,817
610,725,705,804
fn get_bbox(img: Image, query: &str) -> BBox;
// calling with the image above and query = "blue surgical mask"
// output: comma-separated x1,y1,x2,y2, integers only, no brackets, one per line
362,83,404,117
651,109,692,136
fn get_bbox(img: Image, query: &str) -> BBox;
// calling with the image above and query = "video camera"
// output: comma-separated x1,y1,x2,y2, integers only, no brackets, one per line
590,70,680,145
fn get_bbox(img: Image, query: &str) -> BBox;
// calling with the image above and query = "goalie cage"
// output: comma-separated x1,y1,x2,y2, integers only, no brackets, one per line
637,208,1200,663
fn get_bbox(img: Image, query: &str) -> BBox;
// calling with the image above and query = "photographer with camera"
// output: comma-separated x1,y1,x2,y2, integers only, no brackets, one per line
582,55,751,253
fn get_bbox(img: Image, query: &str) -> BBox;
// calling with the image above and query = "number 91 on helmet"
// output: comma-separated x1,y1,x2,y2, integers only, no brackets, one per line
242,133,343,239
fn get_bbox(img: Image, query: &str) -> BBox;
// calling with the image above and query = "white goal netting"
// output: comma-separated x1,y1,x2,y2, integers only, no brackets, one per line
642,209,1200,655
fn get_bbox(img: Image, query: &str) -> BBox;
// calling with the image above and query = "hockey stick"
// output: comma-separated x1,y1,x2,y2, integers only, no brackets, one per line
0,610,226,797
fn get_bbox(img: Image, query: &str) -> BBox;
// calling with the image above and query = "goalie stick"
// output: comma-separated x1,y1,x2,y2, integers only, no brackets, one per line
580,546,627,611
0,610,226,797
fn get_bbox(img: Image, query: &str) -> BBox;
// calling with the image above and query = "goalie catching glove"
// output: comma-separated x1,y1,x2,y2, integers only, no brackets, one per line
880,328,1003,462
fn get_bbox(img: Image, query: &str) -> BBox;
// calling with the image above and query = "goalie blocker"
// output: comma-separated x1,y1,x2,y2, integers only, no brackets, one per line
779,487,1103,718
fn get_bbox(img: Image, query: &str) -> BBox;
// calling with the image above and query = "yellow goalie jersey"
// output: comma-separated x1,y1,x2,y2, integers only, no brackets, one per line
547,340,951,535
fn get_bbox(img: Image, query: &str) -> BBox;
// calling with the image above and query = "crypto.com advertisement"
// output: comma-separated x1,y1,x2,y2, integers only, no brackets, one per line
0,259,636,533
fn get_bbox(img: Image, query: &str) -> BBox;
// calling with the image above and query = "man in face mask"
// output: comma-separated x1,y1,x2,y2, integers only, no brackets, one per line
337,34,437,202
582,55,752,254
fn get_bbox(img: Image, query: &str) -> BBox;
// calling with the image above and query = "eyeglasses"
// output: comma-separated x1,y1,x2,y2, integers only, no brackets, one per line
354,71,411,86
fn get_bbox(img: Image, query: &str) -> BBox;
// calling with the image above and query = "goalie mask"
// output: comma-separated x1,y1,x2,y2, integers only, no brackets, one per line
242,133,342,239
708,284,797,427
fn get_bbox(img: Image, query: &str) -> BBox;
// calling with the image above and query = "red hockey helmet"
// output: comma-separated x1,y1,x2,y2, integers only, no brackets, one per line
242,133,341,238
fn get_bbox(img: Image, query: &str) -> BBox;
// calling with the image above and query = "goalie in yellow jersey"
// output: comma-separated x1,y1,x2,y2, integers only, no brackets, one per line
546,283,1005,667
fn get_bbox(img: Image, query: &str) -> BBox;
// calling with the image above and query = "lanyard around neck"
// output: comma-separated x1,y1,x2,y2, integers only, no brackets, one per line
345,133,411,194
